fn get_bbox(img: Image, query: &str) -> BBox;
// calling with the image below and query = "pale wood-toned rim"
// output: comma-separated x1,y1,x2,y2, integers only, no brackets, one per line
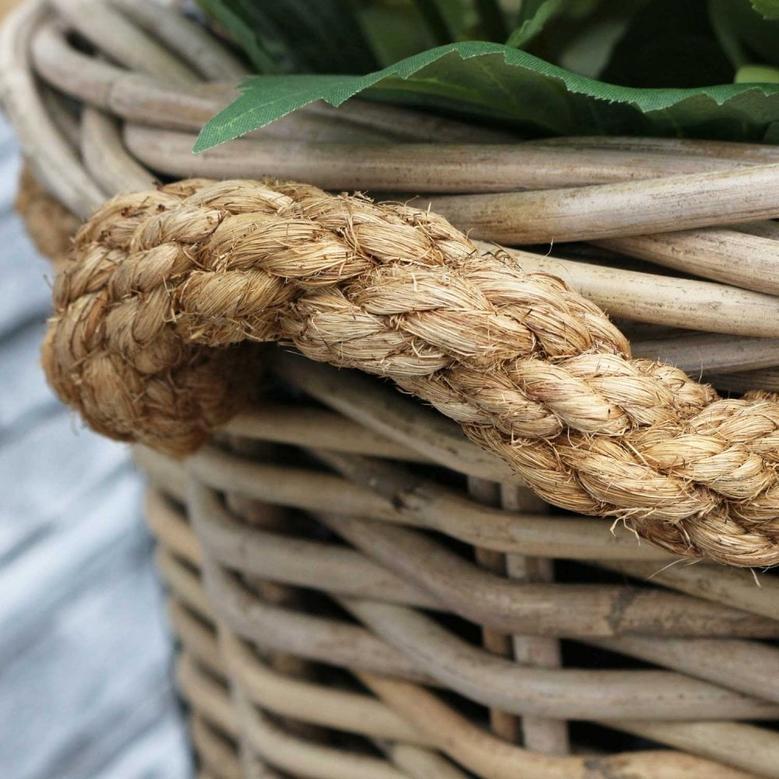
6,0,779,348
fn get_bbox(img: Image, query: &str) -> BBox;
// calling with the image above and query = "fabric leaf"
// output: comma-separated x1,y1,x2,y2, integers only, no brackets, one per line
194,40,779,153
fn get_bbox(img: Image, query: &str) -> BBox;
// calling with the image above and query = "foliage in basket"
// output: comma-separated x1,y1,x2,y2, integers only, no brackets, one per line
195,0,779,151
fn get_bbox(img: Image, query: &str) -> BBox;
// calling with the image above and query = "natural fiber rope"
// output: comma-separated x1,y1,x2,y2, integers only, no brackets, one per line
42,178,779,567
16,166,80,271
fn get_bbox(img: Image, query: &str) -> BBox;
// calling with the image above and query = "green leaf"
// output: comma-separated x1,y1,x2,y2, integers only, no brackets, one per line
410,0,482,44
558,18,629,77
601,0,733,88
195,0,282,73
194,40,779,153
708,0,749,68
506,0,564,48
197,0,379,74
751,0,779,19
737,64,779,82
505,0,647,66
356,3,439,67
412,0,458,45
473,0,508,41
710,0,779,69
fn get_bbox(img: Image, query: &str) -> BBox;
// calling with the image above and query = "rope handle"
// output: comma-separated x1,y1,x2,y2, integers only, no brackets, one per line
43,178,779,567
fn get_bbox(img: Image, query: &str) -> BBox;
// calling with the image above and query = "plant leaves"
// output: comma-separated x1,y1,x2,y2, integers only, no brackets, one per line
708,0,750,68
601,0,734,88
506,0,564,48
412,0,459,45
194,40,779,153
195,0,283,73
737,65,779,82
197,0,379,74
507,0,648,74
357,3,439,66
710,0,779,70
751,0,779,18
473,0,508,41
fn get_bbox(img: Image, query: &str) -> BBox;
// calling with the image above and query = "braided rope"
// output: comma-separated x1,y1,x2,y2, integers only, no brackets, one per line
43,178,779,567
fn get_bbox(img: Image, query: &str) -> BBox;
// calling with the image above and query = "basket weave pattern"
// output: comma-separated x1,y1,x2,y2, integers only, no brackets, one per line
19,163,779,775
3,0,779,776
135,379,779,779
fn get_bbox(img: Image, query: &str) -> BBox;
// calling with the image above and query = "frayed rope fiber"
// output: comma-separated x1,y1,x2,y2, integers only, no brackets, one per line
43,178,779,567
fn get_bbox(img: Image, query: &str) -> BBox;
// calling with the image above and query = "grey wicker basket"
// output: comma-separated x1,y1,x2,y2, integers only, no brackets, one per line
4,1,779,777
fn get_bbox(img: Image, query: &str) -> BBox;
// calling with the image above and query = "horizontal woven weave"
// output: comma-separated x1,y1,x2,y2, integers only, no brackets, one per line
43,178,779,567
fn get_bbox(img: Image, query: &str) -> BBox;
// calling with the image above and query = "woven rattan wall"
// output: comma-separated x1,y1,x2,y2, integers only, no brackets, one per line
131,352,779,779
4,1,779,777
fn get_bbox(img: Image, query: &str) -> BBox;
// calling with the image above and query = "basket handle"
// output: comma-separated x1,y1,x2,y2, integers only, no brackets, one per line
42,177,779,568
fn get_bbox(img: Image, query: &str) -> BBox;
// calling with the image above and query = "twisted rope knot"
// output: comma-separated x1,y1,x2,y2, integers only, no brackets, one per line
43,178,779,567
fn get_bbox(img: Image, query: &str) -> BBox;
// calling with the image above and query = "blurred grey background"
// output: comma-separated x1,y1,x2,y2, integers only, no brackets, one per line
0,115,192,777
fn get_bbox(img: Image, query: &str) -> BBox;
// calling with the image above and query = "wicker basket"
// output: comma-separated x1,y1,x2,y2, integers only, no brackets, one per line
4,1,779,777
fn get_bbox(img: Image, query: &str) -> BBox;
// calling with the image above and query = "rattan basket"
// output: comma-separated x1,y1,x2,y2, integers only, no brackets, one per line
5,1,779,777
